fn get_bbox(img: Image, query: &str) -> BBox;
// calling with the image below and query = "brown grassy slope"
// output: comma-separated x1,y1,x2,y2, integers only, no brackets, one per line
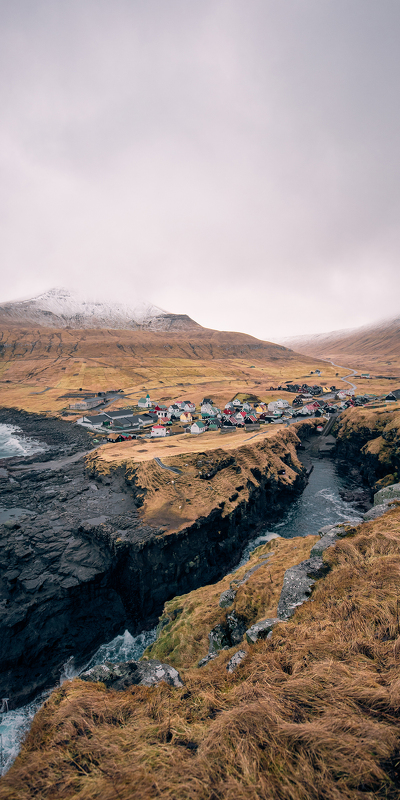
87,423,312,532
0,324,342,414
3,505,400,800
144,534,319,669
283,317,400,378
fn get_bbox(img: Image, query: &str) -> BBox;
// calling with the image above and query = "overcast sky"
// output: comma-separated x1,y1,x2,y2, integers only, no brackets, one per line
0,0,399,340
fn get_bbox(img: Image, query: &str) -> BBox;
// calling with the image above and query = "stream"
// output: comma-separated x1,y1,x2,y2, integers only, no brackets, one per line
0,452,364,776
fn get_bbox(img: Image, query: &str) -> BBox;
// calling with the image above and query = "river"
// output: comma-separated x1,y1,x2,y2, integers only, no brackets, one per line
0,452,364,775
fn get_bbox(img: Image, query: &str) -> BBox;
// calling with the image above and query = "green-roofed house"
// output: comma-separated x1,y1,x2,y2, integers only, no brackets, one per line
190,420,206,434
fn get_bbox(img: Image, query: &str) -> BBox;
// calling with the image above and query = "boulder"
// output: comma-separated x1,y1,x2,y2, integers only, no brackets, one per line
374,482,400,507
226,610,247,644
277,557,329,620
208,624,231,653
199,611,247,666
219,588,236,608
226,649,247,673
364,500,398,521
197,652,219,668
310,524,350,557
245,617,280,644
80,659,183,690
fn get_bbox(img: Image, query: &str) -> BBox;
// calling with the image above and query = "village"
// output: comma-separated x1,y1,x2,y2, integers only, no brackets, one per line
69,378,396,443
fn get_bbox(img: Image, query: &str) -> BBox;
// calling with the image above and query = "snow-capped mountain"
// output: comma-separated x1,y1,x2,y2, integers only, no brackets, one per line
0,288,201,331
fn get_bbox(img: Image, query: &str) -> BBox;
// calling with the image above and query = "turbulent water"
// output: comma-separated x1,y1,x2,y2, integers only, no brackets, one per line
0,628,157,775
0,455,363,775
0,424,46,459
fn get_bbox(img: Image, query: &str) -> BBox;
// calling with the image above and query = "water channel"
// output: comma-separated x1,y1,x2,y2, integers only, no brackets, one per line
0,443,364,775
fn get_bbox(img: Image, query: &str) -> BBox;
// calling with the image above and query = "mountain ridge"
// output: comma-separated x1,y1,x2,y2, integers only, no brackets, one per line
0,288,201,332
281,314,400,374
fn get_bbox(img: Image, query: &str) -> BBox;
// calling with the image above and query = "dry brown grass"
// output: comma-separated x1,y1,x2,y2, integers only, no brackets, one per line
3,506,400,799
0,324,343,415
87,423,312,532
145,534,319,669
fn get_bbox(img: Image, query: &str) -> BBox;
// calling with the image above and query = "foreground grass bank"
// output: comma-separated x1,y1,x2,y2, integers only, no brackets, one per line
2,503,400,800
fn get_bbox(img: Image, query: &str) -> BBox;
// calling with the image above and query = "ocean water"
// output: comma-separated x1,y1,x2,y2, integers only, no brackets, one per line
0,424,47,459
0,628,157,776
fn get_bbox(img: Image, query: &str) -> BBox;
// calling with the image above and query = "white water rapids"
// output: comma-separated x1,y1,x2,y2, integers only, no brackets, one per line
0,628,157,775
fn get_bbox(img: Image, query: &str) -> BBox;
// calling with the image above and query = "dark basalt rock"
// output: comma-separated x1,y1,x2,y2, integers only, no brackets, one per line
0,412,309,707
198,610,248,666
80,659,183,689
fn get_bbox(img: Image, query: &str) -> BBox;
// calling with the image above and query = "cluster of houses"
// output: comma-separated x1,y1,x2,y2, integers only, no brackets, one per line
74,382,393,442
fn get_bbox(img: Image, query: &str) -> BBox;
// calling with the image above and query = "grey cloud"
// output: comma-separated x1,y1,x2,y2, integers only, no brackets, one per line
0,0,399,339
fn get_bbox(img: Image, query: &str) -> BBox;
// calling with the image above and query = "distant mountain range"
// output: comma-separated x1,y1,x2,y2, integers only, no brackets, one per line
282,315,400,373
0,288,201,332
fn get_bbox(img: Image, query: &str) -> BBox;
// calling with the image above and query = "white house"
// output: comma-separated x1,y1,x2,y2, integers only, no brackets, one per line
138,394,152,409
183,402,196,413
190,420,206,434
151,424,167,437
232,399,242,408
201,403,220,418
276,398,289,409
168,404,181,418
154,405,170,420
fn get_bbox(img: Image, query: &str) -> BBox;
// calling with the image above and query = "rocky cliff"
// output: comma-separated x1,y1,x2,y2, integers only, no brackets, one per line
0,418,311,707
334,402,400,490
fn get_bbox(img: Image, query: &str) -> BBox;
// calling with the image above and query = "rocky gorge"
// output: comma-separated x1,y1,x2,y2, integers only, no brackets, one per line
0,410,314,708
2,404,400,797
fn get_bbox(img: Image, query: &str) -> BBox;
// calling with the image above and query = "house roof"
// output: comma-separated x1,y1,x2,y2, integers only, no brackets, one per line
106,409,134,419
113,417,136,428
136,414,156,424
193,420,205,428
84,414,110,424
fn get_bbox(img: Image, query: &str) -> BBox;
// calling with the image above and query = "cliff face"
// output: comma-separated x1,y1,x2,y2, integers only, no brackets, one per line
0,424,310,707
334,403,400,489
85,426,312,629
